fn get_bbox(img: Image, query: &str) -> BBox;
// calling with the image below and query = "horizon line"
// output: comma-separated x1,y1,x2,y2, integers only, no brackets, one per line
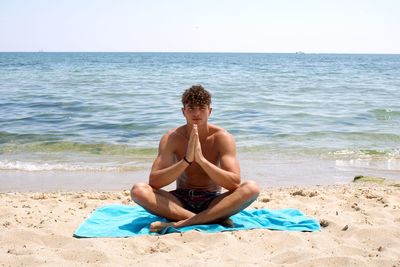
1,51,400,55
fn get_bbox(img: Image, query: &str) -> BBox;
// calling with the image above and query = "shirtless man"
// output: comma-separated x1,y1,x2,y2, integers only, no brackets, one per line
131,85,260,232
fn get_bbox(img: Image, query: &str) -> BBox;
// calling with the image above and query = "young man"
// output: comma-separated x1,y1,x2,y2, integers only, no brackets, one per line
131,85,260,232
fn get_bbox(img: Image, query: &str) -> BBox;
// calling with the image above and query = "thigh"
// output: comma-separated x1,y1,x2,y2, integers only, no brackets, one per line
153,187,185,207
207,181,259,210
207,190,232,209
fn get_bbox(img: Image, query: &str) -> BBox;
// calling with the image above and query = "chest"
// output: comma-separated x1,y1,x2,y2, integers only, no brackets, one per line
176,137,218,162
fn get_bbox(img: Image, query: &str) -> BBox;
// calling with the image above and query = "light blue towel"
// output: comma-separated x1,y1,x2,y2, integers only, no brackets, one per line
74,204,320,238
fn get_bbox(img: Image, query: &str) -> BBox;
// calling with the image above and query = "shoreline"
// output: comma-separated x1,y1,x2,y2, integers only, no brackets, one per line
1,182,399,266
1,158,399,193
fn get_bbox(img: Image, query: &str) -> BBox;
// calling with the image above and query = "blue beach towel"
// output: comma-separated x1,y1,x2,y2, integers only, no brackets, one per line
74,204,320,238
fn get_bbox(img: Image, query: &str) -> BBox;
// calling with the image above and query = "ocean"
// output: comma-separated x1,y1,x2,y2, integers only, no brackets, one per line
1,52,399,190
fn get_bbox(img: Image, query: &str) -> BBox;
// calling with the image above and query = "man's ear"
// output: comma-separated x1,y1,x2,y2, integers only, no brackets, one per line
181,107,185,116
208,107,212,116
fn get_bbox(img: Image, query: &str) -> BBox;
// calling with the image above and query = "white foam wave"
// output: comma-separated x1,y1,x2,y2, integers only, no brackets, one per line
330,149,400,159
0,160,139,172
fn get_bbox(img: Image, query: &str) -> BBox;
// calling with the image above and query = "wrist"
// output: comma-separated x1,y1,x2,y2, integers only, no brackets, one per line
196,155,207,165
183,156,192,165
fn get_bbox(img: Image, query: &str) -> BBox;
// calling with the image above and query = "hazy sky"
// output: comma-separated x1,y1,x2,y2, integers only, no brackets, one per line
1,0,399,53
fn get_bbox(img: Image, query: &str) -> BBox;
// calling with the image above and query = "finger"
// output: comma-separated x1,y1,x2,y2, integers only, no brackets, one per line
195,133,200,151
188,127,196,142
192,124,197,135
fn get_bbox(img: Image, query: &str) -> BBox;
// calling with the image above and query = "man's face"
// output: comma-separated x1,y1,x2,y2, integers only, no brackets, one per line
182,104,212,126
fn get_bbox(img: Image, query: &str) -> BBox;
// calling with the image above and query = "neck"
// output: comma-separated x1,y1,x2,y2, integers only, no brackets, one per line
187,123,209,140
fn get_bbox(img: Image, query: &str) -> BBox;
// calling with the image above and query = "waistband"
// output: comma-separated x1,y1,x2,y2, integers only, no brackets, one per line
175,188,220,198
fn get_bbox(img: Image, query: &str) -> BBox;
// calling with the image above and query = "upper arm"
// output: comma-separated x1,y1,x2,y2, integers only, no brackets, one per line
218,132,240,176
150,132,175,173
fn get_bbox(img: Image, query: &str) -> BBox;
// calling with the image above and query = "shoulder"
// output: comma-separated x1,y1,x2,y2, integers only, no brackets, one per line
160,126,186,145
210,124,236,146
160,125,182,137
208,125,237,157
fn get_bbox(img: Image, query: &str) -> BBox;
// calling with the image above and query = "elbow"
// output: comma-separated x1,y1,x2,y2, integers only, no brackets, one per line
149,174,162,189
226,175,241,191
149,182,161,190
226,184,239,192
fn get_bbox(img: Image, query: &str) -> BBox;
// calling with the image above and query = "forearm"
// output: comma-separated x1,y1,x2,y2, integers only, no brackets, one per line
197,157,240,191
149,159,189,189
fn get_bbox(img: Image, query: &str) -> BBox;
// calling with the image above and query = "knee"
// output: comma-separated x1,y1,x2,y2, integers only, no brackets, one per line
240,180,260,200
130,182,151,203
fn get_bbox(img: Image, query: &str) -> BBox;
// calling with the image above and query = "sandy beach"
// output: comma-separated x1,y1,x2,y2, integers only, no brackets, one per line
1,182,399,266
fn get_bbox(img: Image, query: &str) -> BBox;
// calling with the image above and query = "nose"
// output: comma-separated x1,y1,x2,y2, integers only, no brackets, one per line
190,107,200,115
193,108,200,115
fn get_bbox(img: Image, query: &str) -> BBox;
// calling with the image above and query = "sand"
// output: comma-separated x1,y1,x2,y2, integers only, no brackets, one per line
1,183,400,267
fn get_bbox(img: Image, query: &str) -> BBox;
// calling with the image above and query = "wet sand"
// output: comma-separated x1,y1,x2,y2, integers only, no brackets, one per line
2,153,399,193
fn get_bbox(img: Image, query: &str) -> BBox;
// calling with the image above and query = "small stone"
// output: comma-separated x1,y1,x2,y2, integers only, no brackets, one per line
291,190,307,197
353,175,385,183
341,225,349,231
98,194,108,200
319,219,329,227
79,202,88,209
31,193,47,200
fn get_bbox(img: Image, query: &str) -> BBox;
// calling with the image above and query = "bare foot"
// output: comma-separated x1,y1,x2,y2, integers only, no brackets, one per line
218,218,234,228
149,221,175,233
208,217,234,227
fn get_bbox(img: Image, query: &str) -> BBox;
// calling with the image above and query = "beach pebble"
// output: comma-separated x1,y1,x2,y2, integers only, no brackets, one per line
351,203,361,211
353,175,385,183
31,193,47,200
341,225,349,231
291,190,307,197
319,219,329,227
79,202,88,209
290,190,318,197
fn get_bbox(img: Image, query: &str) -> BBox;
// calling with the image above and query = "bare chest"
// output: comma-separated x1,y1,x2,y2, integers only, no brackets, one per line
175,137,218,164
174,137,220,189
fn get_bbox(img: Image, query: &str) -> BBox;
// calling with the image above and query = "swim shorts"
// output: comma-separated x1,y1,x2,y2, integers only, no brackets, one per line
170,189,221,213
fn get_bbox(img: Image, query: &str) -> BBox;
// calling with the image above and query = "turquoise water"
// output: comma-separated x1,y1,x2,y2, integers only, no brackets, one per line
0,53,399,181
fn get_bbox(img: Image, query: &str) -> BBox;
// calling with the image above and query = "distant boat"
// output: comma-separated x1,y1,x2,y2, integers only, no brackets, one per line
295,51,305,54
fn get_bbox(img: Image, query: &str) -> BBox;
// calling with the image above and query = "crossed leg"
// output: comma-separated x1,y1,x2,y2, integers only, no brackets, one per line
130,181,260,232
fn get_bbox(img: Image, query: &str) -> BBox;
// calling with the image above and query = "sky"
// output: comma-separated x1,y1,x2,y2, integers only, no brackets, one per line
0,0,399,53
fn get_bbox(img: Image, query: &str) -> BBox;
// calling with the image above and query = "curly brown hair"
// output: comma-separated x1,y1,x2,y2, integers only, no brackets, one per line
181,85,212,107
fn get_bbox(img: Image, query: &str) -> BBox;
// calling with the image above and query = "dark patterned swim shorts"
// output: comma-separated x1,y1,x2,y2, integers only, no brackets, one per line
170,189,221,213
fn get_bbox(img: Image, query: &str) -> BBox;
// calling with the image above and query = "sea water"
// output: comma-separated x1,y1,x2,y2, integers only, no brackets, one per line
1,53,399,189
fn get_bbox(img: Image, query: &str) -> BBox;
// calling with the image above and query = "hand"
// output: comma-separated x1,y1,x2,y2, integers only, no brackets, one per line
193,125,204,163
185,125,196,163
